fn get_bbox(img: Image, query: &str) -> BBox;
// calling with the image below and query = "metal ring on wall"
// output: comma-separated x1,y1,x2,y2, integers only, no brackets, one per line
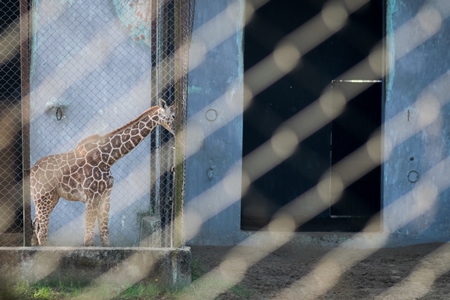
205,109,218,121
56,107,63,121
407,170,419,183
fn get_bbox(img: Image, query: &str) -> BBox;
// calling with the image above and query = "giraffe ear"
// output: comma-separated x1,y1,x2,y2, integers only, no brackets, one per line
159,98,167,109
159,98,175,116
168,104,176,115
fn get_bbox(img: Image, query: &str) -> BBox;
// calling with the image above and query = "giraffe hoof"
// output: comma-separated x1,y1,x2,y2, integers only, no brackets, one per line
84,242,94,247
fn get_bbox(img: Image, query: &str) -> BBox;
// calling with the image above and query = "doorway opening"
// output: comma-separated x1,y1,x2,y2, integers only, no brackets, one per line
242,0,384,232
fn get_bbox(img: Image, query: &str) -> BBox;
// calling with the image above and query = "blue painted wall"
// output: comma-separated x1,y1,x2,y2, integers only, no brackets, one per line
384,0,450,243
185,0,245,246
186,0,450,246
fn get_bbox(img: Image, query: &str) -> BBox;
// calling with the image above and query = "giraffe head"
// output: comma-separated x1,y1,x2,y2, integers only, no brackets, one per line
158,98,175,134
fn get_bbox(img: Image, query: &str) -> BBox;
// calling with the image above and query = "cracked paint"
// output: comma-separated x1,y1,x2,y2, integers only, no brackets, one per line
112,0,154,47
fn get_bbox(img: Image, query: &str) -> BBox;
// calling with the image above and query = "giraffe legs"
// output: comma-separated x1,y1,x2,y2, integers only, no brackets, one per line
32,194,59,246
84,192,111,246
31,216,49,246
84,202,97,246
98,193,111,247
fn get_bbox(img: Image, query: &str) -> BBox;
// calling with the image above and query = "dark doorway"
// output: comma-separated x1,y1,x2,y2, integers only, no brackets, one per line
242,0,384,232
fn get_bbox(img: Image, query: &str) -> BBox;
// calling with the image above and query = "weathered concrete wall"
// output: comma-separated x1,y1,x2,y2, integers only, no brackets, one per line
185,0,450,247
0,247,191,288
185,0,245,246
384,0,450,244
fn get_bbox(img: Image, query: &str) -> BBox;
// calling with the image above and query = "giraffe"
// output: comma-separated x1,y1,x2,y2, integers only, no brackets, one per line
30,99,175,246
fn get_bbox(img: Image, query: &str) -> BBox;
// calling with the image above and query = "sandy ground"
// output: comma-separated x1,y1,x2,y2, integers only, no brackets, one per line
190,242,450,300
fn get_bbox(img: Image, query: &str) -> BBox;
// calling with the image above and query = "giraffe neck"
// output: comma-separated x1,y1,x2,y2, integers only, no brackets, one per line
100,106,162,167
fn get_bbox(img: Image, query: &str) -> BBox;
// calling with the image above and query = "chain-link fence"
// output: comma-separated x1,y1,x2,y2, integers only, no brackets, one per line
0,0,23,246
0,0,193,247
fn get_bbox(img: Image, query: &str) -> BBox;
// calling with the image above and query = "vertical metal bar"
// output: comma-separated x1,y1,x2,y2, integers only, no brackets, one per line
172,0,191,248
172,0,183,248
20,0,31,246
163,0,174,249
380,0,387,233
154,0,166,247
149,0,156,217
150,0,163,240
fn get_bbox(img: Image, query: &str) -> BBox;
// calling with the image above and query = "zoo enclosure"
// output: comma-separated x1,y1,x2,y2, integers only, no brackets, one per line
0,0,194,247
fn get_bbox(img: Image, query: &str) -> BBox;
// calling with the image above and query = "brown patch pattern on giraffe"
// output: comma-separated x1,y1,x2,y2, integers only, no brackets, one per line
30,100,174,246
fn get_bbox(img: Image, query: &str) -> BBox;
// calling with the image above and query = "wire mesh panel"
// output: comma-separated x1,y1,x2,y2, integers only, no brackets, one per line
0,0,192,247
0,0,25,246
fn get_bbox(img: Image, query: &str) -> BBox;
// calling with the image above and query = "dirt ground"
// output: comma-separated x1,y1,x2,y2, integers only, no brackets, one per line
190,242,450,300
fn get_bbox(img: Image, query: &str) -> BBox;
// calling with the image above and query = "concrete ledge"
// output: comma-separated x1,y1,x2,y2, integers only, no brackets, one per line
0,247,191,289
